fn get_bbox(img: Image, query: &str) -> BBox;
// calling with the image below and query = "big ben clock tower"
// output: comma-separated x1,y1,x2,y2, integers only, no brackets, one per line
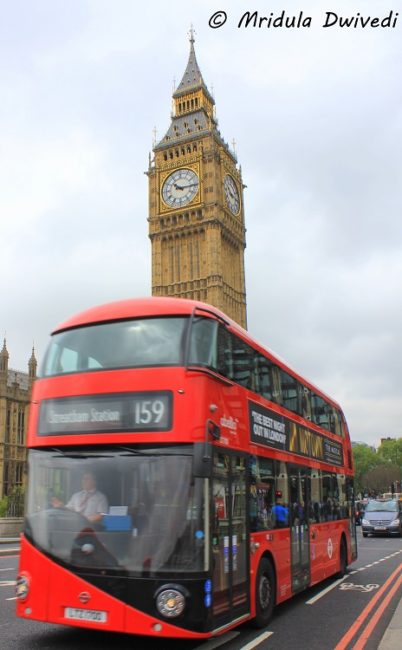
147,30,247,328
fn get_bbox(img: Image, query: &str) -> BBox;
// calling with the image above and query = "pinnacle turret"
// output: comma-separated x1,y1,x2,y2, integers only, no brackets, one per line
0,338,9,374
28,345,37,381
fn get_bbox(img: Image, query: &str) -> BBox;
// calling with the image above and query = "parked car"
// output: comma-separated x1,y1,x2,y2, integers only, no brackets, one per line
362,499,402,537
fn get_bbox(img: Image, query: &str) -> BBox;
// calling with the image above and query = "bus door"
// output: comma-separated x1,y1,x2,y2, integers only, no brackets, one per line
289,466,311,593
211,451,249,626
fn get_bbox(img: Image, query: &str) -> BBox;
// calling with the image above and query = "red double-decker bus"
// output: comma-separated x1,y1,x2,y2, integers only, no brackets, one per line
16,297,357,638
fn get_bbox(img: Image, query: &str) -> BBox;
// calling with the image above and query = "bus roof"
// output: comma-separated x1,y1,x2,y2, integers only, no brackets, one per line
53,297,238,333
53,296,342,411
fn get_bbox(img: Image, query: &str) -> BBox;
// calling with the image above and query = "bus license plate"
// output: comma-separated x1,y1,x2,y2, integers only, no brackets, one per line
64,607,107,623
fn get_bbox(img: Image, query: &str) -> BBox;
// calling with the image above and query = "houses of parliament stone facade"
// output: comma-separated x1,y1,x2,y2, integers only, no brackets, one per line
0,341,36,503
147,31,248,329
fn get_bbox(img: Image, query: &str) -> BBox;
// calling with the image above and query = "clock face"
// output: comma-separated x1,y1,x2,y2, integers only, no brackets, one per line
162,169,199,208
224,175,240,215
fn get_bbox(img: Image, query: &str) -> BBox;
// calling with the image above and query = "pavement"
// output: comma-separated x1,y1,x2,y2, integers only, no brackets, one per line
1,537,401,648
378,596,402,650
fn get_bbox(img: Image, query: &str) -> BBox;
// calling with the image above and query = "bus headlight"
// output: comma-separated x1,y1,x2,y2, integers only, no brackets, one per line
155,585,186,618
16,575,30,600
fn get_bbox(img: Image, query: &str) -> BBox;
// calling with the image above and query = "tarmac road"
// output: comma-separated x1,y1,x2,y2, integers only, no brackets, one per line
1,533,401,649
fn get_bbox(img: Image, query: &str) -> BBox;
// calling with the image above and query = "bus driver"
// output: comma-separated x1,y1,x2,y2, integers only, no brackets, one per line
51,471,108,524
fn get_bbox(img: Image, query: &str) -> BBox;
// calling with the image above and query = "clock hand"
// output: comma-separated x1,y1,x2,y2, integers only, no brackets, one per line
173,182,198,190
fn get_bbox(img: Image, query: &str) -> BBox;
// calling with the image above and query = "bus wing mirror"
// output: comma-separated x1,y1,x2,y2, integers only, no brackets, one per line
207,419,221,440
193,442,213,478
193,419,220,477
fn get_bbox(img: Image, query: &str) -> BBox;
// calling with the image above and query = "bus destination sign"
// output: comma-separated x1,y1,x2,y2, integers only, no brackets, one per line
249,401,343,466
39,391,172,436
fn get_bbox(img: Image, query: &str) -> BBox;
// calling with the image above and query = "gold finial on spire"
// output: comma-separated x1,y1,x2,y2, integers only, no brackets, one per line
189,24,196,44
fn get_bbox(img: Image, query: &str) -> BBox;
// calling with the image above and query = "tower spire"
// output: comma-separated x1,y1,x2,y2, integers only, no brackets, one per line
28,344,37,382
154,30,216,150
0,337,9,375
173,27,212,101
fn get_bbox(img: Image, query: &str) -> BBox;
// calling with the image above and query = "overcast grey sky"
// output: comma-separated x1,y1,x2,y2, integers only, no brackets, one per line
1,0,401,447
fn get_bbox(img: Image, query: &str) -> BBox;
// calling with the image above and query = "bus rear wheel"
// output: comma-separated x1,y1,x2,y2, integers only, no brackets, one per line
253,558,275,628
337,538,347,577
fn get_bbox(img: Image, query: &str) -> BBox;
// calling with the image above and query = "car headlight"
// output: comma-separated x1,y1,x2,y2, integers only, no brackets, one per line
362,518,370,526
155,585,186,618
16,575,30,600
390,519,399,526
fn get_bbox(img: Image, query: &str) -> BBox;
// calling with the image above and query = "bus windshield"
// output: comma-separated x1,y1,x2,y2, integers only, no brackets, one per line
40,317,189,376
24,447,206,575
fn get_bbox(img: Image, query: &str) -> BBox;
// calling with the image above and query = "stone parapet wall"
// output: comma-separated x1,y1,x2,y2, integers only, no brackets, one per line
0,517,23,538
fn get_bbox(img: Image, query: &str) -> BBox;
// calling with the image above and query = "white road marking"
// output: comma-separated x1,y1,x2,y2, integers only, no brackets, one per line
194,631,240,649
306,577,345,605
339,583,379,593
348,549,402,575
240,631,274,649
307,548,402,604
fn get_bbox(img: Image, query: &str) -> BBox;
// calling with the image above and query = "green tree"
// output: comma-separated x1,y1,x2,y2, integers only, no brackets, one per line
377,438,402,470
352,444,379,495
362,464,400,495
0,487,26,518
0,496,7,518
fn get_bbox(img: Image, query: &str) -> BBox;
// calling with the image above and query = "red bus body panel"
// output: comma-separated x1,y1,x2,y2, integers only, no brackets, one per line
17,536,210,639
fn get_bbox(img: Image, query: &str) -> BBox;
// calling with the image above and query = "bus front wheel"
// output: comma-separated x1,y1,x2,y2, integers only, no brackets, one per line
253,558,275,628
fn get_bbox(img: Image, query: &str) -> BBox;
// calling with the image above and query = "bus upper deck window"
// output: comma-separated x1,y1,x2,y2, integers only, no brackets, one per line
188,318,218,368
